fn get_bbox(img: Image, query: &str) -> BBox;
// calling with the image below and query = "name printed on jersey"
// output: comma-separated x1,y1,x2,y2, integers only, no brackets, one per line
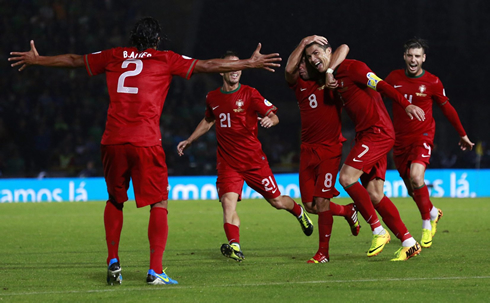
123,51,152,58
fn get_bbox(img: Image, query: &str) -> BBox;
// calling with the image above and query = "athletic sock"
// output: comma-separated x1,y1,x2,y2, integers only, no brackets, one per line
422,219,431,230
148,207,168,274
402,237,417,247
413,184,432,221
430,206,439,221
289,201,303,218
318,210,333,258
329,202,348,216
224,223,240,245
344,182,381,231
104,200,123,265
375,196,411,242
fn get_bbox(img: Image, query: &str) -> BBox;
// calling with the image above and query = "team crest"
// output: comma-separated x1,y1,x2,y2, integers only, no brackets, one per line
234,99,244,112
416,85,427,97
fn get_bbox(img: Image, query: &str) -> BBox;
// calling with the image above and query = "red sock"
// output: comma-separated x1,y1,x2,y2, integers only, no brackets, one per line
104,201,123,265
413,184,432,221
329,202,348,216
375,196,411,242
289,201,302,217
224,223,240,244
318,210,333,258
344,182,381,231
148,207,168,274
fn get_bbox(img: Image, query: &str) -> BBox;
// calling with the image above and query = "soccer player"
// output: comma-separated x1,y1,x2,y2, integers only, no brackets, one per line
9,17,282,285
305,39,426,261
285,35,360,264
385,38,474,248
177,51,314,262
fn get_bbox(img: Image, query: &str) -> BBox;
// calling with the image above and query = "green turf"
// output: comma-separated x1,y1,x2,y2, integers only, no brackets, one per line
0,198,489,302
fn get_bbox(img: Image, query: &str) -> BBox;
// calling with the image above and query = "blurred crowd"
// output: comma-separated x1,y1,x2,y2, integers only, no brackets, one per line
1,0,488,179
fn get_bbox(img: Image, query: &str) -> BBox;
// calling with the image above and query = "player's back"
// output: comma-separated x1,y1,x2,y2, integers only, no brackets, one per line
335,59,394,137
291,77,344,145
84,47,197,146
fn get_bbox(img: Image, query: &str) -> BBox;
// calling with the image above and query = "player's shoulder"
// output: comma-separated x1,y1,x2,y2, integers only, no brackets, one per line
421,70,442,84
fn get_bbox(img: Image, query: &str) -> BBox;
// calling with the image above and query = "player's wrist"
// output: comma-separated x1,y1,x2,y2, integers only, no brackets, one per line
326,68,334,74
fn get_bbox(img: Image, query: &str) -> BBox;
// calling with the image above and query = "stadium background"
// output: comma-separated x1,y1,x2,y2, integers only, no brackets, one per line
1,0,489,179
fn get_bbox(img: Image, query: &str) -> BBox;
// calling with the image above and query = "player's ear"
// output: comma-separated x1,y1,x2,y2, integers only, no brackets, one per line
422,54,426,63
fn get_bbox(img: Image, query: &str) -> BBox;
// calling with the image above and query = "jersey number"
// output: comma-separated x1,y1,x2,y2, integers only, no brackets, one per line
404,94,413,103
262,176,277,193
117,59,143,94
308,94,318,108
219,113,231,128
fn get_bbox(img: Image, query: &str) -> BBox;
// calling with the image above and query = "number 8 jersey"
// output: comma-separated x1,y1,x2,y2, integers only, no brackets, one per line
205,84,277,171
84,47,198,146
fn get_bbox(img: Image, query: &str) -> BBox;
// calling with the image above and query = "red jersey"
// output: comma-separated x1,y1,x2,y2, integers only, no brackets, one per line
205,84,277,171
334,59,394,139
84,47,198,146
385,69,451,147
289,77,345,145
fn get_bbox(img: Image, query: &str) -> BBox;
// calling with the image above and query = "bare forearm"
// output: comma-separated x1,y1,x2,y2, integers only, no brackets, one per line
194,59,253,74
187,118,215,143
35,54,84,68
285,40,307,83
328,44,349,70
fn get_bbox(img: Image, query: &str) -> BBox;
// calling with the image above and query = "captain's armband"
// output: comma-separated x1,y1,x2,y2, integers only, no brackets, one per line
366,72,383,91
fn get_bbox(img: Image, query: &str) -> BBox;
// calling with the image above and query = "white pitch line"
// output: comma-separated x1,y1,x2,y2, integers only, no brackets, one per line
2,276,490,297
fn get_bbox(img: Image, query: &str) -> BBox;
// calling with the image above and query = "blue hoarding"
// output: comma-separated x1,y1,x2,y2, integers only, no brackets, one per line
0,169,488,203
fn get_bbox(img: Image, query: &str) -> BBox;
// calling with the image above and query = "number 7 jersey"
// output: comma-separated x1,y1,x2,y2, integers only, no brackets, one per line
84,47,198,146
205,84,278,171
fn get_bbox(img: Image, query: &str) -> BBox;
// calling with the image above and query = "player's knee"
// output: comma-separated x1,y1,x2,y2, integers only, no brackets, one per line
368,191,383,204
339,174,353,188
108,198,124,210
410,175,425,188
303,202,317,214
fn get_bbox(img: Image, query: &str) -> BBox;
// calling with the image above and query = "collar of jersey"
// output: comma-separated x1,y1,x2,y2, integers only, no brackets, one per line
221,83,241,94
405,69,425,78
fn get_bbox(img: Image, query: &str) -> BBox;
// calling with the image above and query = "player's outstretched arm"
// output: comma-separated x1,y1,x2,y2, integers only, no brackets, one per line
177,117,215,156
193,43,281,74
258,113,279,128
376,80,425,121
285,35,328,85
9,40,84,71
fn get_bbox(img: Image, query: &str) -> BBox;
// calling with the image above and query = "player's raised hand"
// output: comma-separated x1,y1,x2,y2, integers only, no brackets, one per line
405,104,425,121
177,140,191,156
303,35,329,46
9,40,39,71
249,43,281,72
459,135,474,151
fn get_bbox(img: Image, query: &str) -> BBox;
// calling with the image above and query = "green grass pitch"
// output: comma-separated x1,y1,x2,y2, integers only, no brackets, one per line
1,198,489,302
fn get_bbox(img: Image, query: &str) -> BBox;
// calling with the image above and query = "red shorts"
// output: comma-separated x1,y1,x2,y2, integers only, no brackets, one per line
216,161,281,201
101,144,168,208
299,143,342,203
394,139,432,179
344,129,394,181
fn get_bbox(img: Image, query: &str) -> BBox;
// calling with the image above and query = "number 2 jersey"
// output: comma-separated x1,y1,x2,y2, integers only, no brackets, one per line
83,47,198,146
385,69,466,150
205,84,277,171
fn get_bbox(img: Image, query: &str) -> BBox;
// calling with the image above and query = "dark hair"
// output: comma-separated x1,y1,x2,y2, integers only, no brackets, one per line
221,50,239,59
403,37,429,54
130,17,162,51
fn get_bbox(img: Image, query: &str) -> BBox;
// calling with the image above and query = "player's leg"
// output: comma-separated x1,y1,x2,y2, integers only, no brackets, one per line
101,144,131,285
307,197,331,263
220,192,245,261
339,164,383,234
367,179,421,261
410,162,435,247
130,145,177,284
216,168,245,261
